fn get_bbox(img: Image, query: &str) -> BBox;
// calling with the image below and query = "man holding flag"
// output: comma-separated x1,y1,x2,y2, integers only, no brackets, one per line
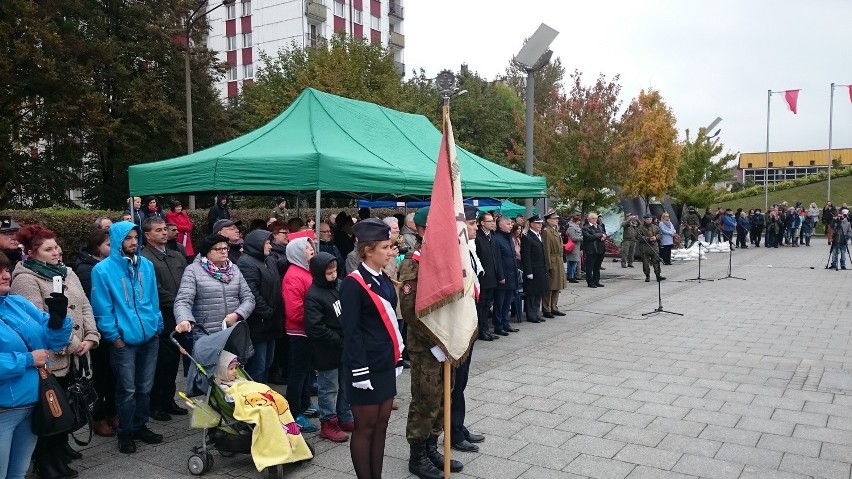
399,107,479,478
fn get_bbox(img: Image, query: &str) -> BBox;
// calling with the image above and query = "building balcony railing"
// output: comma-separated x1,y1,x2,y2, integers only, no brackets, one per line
305,34,325,48
389,31,405,48
305,0,327,22
389,1,404,21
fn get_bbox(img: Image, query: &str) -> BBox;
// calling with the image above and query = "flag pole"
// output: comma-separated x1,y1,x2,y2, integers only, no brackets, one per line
441,101,453,479
764,89,771,211
828,82,835,202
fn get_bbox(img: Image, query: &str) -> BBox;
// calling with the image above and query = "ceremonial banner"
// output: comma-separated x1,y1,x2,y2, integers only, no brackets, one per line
414,113,478,366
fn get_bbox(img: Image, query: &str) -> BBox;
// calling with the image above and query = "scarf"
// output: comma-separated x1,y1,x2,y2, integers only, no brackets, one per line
201,256,233,283
22,259,67,280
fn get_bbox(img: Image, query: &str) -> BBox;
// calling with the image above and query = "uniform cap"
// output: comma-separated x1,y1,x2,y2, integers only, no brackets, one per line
528,215,544,223
352,218,391,242
413,207,430,227
0,216,20,234
643,213,653,218
464,205,479,221
544,211,560,220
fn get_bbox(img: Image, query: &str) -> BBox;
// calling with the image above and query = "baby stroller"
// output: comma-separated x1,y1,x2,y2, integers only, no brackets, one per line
171,321,313,478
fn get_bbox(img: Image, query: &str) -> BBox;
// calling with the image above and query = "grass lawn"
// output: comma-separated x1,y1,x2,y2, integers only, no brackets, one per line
712,175,852,211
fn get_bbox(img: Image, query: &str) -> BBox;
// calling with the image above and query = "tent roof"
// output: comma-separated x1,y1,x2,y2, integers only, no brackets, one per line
128,88,546,198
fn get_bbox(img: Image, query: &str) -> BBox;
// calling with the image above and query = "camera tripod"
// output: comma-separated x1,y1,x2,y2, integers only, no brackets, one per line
684,241,713,283
825,239,851,270
636,231,682,317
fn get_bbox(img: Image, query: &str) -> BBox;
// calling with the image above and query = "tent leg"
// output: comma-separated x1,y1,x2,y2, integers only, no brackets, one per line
315,190,321,238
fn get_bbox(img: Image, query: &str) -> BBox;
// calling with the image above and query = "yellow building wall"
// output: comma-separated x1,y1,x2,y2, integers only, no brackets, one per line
738,148,852,169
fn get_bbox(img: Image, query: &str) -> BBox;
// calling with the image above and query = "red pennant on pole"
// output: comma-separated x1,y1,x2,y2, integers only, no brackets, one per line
848,85,852,105
784,89,800,114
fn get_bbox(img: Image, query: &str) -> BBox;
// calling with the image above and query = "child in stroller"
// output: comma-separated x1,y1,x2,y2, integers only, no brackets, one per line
174,321,313,478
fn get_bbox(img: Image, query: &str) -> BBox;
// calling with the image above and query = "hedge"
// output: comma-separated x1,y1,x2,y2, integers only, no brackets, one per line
0,207,410,263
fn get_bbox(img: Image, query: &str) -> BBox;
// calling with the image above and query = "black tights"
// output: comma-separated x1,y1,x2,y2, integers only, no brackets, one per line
350,399,394,479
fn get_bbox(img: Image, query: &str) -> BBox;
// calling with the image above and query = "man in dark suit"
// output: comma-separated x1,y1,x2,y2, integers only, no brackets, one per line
473,212,504,340
521,216,548,323
582,213,607,288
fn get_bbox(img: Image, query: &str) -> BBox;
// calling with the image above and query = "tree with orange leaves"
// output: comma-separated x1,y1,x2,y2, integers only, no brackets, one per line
618,89,683,211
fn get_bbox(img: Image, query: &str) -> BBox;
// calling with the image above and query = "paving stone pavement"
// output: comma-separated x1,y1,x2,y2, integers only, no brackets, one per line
55,242,852,479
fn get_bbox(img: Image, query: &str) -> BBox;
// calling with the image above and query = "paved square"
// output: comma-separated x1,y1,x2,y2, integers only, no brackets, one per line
64,243,852,478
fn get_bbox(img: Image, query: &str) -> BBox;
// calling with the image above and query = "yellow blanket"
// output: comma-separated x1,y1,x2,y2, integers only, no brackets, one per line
227,381,313,471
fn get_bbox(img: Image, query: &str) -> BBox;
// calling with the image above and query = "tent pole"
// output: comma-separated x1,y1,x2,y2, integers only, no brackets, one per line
315,190,321,239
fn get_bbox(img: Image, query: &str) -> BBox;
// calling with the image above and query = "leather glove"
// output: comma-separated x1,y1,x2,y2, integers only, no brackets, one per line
44,293,68,330
430,345,447,362
353,380,374,390
526,274,533,279
396,366,403,377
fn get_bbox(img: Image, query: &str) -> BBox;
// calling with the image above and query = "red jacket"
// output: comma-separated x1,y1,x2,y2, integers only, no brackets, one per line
166,210,195,257
282,264,312,337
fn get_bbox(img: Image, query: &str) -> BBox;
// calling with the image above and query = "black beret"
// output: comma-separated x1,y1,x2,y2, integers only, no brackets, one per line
352,218,391,242
463,205,479,221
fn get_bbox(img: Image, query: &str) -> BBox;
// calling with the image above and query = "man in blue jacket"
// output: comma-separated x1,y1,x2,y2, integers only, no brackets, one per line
90,221,166,454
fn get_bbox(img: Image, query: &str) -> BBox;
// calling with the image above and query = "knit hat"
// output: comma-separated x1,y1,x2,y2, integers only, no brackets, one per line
198,234,229,256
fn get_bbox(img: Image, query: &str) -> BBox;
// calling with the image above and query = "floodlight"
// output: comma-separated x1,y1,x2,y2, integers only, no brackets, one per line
515,24,559,69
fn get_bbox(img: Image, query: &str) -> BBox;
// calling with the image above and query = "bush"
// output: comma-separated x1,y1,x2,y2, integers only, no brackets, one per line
0,206,405,262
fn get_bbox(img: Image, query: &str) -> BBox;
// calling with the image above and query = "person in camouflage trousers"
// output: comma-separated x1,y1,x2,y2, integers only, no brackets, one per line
636,214,666,283
398,207,463,479
681,206,701,248
620,213,639,268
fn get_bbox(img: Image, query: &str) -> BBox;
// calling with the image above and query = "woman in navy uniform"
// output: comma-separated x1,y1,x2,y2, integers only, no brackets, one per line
340,218,404,479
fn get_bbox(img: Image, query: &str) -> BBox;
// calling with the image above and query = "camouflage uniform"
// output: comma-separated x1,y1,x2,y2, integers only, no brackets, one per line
620,218,638,267
398,252,444,444
682,210,701,247
636,222,662,279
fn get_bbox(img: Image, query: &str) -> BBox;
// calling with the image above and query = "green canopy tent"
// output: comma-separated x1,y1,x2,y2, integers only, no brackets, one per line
128,88,546,199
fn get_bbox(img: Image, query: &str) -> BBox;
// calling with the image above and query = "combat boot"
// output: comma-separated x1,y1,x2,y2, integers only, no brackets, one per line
656,274,666,282
425,437,463,472
409,443,443,479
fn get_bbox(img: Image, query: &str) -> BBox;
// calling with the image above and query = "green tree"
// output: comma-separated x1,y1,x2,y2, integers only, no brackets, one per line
669,128,736,208
236,35,406,132
618,89,682,209
504,57,565,114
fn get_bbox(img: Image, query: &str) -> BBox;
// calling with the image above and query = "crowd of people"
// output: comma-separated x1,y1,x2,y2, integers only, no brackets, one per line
1,195,840,479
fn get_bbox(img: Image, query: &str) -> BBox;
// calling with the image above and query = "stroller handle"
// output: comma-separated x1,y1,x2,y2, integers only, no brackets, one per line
169,331,189,356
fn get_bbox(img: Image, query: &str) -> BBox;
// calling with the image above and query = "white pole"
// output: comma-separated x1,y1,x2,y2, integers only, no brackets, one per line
315,190,321,239
828,83,835,202
764,90,772,212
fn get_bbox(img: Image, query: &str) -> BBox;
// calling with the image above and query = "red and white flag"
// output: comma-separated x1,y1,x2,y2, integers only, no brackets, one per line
848,85,852,105
784,89,800,114
414,113,478,365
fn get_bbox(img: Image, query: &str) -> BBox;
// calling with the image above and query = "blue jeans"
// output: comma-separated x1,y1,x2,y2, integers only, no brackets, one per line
316,368,353,423
112,337,159,436
567,261,579,279
0,407,37,479
245,339,276,383
492,289,513,332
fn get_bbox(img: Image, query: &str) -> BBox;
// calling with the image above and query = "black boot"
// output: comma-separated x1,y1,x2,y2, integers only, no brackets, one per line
53,454,79,478
62,441,82,462
409,443,444,479
425,437,463,472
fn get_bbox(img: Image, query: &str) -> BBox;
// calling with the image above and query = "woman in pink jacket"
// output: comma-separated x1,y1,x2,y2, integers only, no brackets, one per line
165,200,195,257
282,235,318,433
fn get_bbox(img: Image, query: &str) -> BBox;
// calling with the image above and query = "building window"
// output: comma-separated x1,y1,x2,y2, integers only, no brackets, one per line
226,35,237,50
809,160,815,166
227,66,238,81
747,163,752,168
370,15,380,30
333,1,344,16
226,4,236,19
242,32,252,48
242,0,252,16
354,9,363,24
243,63,254,78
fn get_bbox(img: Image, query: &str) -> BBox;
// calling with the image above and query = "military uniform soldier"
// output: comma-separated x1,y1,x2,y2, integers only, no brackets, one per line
636,213,666,283
399,207,463,479
682,206,701,248
620,213,639,268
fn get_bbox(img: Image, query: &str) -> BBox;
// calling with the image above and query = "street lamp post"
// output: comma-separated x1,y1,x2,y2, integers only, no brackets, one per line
514,24,559,218
184,0,235,210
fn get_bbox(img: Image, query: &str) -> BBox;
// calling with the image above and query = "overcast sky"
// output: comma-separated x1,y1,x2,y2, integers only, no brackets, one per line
404,0,852,160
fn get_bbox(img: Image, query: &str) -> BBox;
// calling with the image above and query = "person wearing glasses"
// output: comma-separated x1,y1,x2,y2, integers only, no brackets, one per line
174,234,255,341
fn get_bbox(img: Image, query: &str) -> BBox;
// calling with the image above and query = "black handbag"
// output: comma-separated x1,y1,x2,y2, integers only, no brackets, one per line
31,365,76,437
66,355,98,445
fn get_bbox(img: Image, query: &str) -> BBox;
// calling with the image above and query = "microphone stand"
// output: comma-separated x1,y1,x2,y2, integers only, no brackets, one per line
717,241,745,281
684,241,713,283
636,228,682,317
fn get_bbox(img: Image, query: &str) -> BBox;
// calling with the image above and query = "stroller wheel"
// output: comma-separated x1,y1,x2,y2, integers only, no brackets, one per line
188,454,206,476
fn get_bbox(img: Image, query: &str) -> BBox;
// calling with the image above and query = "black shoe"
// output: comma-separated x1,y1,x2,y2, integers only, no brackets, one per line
451,440,479,452
33,456,66,479
426,438,463,472
163,402,188,416
494,330,509,336
133,426,163,444
600,266,606,270
402,359,411,369
54,457,79,478
587,284,597,288
118,435,137,454
465,431,485,443
477,333,494,341
645,276,650,282
63,442,83,461
621,264,627,268
568,278,579,283
542,312,554,318
506,327,519,332
657,276,666,281
526,318,541,324
150,409,171,421
595,283,605,288
628,264,635,268
538,316,546,322
409,444,444,479
552,310,566,316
